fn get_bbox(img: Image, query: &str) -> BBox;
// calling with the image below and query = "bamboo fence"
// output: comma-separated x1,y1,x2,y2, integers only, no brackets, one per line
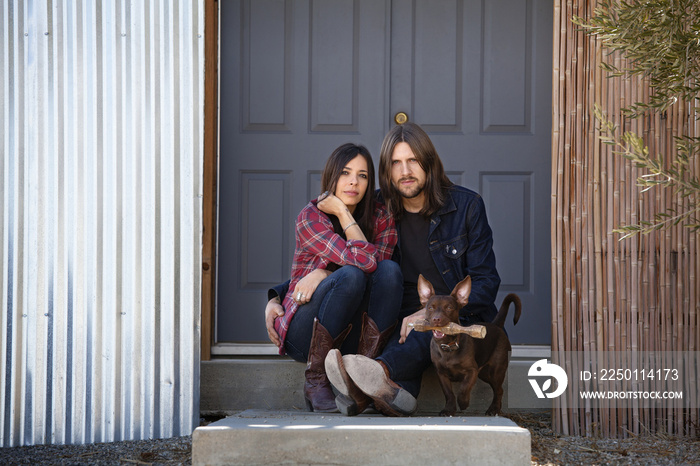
552,0,699,437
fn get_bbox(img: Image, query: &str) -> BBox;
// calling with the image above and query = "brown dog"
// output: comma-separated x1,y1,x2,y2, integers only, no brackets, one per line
418,274,521,416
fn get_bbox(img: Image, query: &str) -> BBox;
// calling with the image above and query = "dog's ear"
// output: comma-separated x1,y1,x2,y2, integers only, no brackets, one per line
451,275,472,307
417,274,435,306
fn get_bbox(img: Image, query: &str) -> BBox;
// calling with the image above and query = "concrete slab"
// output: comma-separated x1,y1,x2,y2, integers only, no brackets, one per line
200,356,551,415
192,409,531,466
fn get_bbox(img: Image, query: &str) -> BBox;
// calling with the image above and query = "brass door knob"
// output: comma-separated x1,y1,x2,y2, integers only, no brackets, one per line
394,112,409,125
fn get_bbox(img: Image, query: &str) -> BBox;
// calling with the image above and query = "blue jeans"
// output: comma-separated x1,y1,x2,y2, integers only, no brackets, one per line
284,261,403,363
377,311,484,398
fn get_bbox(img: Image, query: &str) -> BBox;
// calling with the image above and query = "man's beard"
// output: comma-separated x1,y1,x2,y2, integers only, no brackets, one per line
394,177,424,199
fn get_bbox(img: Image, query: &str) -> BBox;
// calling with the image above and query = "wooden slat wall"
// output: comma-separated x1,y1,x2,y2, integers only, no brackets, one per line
552,0,699,437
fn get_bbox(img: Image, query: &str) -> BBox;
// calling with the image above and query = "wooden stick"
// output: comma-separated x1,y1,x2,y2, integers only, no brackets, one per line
408,321,487,339
551,0,565,436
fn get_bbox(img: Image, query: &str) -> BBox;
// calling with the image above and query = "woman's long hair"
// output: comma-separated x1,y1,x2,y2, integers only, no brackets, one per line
378,122,453,220
321,143,376,241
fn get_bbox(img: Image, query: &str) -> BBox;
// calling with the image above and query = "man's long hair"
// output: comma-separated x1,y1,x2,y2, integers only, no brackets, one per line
321,143,376,241
378,122,453,220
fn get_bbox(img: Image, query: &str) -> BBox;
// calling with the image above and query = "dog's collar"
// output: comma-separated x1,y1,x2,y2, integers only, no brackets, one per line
440,340,460,352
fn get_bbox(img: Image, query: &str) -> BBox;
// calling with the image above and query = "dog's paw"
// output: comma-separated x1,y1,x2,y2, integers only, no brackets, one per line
439,408,457,417
485,405,500,416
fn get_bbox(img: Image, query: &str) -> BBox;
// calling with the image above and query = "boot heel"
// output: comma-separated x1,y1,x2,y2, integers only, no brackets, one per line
335,393,360,416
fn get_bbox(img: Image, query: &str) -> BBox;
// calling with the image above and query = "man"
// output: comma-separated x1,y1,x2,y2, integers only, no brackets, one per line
265,122,500,416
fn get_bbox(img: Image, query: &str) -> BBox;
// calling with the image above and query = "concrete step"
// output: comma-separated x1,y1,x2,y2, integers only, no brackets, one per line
192,409,531,466
200,347,551,415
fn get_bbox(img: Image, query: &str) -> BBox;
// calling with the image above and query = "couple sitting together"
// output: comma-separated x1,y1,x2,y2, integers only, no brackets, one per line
264,122,501,416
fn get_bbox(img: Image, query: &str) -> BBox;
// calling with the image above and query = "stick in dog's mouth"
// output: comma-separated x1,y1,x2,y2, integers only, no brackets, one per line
409,320,487,339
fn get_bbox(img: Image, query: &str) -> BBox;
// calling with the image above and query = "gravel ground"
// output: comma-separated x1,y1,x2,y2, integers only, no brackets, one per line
1,413,698,465
0,435,192,465
507,413,700,465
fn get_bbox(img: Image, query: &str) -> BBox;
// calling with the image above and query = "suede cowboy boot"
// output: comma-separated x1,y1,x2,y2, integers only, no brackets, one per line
325,313,396,415
304,318,351,413
342,354,417,417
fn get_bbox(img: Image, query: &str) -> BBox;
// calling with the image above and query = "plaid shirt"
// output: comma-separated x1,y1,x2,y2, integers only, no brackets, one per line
275,199,397,354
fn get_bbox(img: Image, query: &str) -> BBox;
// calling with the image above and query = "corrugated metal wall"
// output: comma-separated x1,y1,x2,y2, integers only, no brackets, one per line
0,0,204,446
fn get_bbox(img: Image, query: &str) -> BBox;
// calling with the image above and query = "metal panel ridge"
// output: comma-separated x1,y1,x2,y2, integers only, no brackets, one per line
0,0,204,447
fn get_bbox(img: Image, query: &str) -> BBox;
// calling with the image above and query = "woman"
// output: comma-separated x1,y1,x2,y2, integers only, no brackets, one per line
264,143,403,412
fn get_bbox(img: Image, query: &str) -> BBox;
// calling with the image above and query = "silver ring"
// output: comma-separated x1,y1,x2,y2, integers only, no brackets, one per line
296,292,302,301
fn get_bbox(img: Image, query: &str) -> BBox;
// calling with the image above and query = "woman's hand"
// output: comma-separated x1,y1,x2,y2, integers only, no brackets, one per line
399,308,427,344
293,268,331,305
316,191,348,218
265,298,285,347
317,191,367,242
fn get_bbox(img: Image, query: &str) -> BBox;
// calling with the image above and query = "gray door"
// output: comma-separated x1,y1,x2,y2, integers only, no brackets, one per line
217,0,552,345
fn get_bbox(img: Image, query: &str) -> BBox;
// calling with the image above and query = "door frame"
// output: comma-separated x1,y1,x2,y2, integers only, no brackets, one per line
202,0,219,361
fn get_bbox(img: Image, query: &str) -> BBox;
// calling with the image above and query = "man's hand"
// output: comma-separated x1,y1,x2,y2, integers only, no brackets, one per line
399,308,427,344
265,298,285,347
293,269,331,305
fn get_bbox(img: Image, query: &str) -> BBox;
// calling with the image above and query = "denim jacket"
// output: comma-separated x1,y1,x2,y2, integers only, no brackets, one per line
390,185,501,323
270,185,501,323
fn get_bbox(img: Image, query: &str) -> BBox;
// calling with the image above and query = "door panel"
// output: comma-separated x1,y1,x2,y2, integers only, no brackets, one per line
482,0,531,132
310,1,359,132
217,0,552,345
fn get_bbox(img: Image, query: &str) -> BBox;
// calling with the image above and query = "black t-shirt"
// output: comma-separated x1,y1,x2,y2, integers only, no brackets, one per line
399,212,450,313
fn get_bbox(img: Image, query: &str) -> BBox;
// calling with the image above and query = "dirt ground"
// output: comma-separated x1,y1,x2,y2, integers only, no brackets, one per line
0,413,698,465
507,412,700,465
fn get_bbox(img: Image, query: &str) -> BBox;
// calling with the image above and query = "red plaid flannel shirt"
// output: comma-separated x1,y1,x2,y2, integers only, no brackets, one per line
275,199,397,354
